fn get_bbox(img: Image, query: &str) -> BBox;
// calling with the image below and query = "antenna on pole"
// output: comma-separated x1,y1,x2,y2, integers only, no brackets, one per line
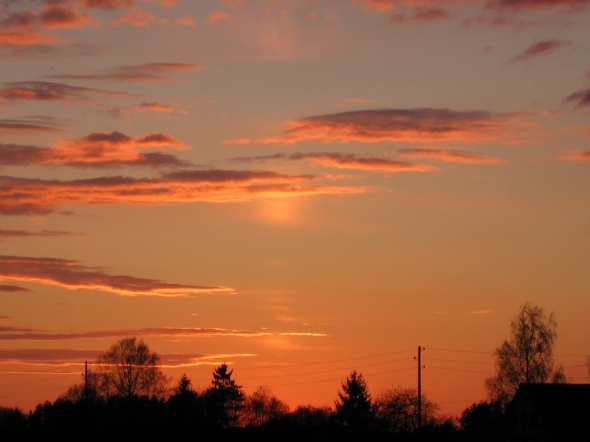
417,346,422,430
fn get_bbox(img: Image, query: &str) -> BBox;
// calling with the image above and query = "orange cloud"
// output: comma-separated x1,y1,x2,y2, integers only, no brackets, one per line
0,30,58,45
398,147,505,164
135,102,174,112
112,7,156,27
175,15,195,26
509,40,569,62
235,152,436,172
0,131,188,168
360,0,396,12
559,151,590,161
0,348,254,367
39,4,97,29
207,10,232,24
0,169,367,215
0,255,233,297
258,108,518,144
223,138,252,145
49,62,206,82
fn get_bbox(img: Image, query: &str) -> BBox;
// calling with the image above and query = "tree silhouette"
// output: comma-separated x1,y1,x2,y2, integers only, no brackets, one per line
242,386,289,426
96,337,168,398
485,303,562,406
375,386,439,432
205,364,245,428
334,370,374,429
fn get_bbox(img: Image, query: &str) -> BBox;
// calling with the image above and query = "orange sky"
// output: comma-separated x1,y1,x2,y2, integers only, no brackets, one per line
0,0,589,416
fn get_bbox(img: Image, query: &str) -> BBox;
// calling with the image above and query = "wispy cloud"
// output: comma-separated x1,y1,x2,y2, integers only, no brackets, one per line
258,108,519,144
0,348,256,367
398,147,505,164
0,285,33,292
207,10,232,24
49,62,206,83
0,229,74,239
563,88,590,109
391,7,452,23
485,0,590,10
0,116,64,134
0,255,234,297
559,150,590,161
0,81,131,103
0,326,328,341
134,102,174,112
509,40,569,62
234,152,436,172
0,169,367,215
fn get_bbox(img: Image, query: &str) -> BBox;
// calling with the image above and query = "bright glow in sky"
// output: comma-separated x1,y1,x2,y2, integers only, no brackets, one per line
0,0,589,415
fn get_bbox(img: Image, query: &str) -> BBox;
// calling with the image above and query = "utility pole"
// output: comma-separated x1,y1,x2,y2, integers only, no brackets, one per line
417,346,422,430
84,360,88,402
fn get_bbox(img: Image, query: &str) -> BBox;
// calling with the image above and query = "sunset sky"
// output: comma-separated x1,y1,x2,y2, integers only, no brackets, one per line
0,0,589,415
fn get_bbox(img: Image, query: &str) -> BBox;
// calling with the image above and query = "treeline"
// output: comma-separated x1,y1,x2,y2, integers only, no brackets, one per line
0,339,505,442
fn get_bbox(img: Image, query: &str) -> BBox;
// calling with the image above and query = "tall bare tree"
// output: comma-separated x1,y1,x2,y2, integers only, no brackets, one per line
485,303,562,406
96,337,168,398
375,386,439,432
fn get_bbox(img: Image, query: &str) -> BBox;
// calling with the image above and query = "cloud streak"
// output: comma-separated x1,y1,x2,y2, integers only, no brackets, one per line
509,40,569,62
563,89,590,108
50,62,206,83
0,81,130,103
234,152,436,172
258,108,518,144
0,284,32,292
398,147,505,164
0,326,328,341
0,348,256,367
0,255,233,297
0,229,74,239
0,169,366,215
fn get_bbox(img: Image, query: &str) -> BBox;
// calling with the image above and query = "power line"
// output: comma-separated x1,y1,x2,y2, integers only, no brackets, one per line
0,385,69,398
248,366,415,388
237,357,414,381
427,366,493,375
425,357,494,366
428,347,492,355
0,375,77,388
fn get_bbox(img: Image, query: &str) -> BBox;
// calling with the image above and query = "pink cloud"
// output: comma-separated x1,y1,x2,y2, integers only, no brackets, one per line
391,7,452,23
207,10,232,24
258,108,518,144
0,255,233,297
509,40,569,62
0,169,366,215
398,147,505,164
39,4,97,29
82,0,135,9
